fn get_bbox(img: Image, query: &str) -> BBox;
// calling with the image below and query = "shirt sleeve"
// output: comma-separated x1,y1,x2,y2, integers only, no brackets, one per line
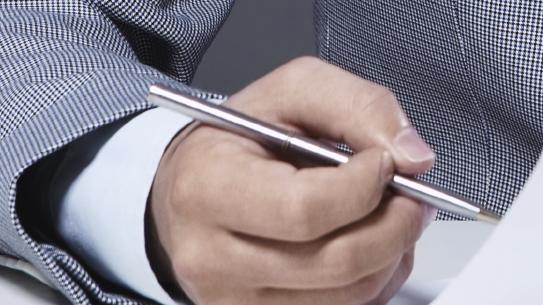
48,107,194,305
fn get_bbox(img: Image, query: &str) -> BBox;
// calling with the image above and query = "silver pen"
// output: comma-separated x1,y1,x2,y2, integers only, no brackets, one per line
147,84,501,224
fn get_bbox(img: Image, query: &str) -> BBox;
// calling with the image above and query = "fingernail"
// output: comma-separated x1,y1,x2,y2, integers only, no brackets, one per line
423,205,438,228
380,151,394,181
393,128,435,163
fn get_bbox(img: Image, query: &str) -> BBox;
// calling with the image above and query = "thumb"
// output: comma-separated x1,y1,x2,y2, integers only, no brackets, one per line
233,56,435,174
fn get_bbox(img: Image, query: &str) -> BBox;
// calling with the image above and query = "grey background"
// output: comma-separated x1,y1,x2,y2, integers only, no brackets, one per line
192,0,316,95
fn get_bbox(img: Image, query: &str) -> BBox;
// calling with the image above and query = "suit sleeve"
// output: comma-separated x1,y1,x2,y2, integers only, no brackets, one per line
0,1,232,304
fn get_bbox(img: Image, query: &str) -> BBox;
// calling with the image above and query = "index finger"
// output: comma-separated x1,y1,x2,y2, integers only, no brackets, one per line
202,145,394,242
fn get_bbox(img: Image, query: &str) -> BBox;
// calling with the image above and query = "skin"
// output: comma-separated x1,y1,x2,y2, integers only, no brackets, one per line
149,57,436,305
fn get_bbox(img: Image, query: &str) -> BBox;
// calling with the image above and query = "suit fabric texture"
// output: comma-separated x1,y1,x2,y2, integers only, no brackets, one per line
315,0,543,220
0,1,541,304
0,1,232,304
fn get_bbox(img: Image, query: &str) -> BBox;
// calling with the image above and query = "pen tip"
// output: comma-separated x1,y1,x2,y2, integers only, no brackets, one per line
477,209,501,225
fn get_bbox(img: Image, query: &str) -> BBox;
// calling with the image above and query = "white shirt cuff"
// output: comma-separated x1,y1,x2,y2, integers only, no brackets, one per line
49,107,194,305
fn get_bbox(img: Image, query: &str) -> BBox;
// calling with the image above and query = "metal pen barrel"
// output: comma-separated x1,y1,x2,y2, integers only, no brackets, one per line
147,84,501,224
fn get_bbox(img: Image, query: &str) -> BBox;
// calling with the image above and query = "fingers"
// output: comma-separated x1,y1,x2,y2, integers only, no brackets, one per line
202,147,394,242
199,196,425,290
173,230,413,305
368,248,415,305
256,258,401,305
173,225,405,305
229,56,435,174
155,56,433,305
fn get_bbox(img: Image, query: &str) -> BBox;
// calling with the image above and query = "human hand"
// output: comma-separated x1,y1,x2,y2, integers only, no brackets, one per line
149,57,436,305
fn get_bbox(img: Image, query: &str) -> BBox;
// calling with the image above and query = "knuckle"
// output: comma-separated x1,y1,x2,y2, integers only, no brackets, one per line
399,216,418,250
371,85,397,103
173,177,197,207
289,55,322,69
360,180,384,212
343,86,380,122
401,253,415,276
321,241,361,285
395,199,425,248
364,193,383,216
363,271,391,301
277,56,321,85
350,153,387,212
282,190,319,241
172,241,208,284
351,84,397,115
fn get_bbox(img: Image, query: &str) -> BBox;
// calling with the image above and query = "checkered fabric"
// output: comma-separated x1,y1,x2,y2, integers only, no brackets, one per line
0,1,232,304
315,0,543,220
1,1,542,304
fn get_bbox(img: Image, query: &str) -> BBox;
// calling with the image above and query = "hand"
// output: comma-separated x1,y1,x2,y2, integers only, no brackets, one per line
148,57,436,305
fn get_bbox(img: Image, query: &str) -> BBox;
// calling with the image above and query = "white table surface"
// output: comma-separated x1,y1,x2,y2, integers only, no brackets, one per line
0,221,494,305
389,221,494,305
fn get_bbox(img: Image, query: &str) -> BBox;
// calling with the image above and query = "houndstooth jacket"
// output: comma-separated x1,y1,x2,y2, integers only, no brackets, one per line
0,1,541,304
315,1,543,220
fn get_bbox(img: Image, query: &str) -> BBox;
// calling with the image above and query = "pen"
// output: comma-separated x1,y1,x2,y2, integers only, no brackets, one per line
147,84,501,224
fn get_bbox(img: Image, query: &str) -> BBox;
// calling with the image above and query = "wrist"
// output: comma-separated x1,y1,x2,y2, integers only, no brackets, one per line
145,197,183,299
145,122,203,301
